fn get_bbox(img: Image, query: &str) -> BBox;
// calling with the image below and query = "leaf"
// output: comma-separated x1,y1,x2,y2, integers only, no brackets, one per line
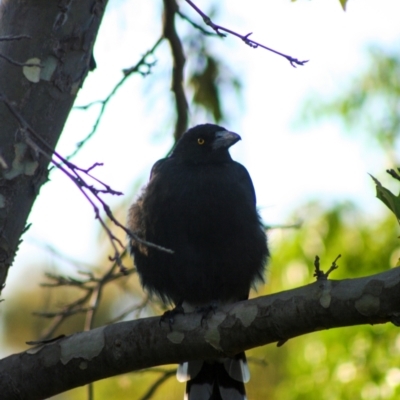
189,56,223,122
339,0,348,11
370,174,400,225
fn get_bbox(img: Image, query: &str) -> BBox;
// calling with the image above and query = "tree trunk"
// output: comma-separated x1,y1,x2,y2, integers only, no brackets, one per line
0,0,108,291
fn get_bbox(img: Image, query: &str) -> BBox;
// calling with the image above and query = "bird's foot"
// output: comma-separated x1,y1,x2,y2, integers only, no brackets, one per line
160,303,185,330
196,301,218,326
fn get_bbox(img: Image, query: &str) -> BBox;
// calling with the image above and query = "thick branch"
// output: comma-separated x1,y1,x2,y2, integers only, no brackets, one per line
1,267,399,399
72,36,163,159
163,0,188,142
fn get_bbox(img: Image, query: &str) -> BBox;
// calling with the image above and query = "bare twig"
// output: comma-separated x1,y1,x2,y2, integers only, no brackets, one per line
177,10,219,36
139,369,176,400
246,356,269,367
83,270,105,400
26,335,66,346
35,250,137,341
264,221,302,231
35,307,95,319
34,289,94,340
27,239,98,270
70,37,164,160
313,255,341,280
0,91,173,276
185,0,308,67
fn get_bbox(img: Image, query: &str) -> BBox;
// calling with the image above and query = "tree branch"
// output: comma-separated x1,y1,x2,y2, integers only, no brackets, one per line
1,266,399,399
0,91,172,277
71,37,164,160
185,0,308,67
163,0,188,142
34,250,137,341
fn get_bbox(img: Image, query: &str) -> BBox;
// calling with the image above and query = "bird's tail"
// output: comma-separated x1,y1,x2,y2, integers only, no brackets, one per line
177,352,249,400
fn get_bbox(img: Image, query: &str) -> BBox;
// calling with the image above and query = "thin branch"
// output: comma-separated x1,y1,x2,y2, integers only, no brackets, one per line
313,254,341,280
69,37,164,160
34,289,94,340
84,281,104,400
27,238,99,270
35,307,95,319
264,221,302,231
185,0,308,67
0,91,173,248
139,370,176,400
35,253,136,341
177,10,219,37
0,52,43,67
0,90,173,276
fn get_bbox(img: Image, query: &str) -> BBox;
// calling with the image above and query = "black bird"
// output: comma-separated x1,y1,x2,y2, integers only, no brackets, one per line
128,124,269,399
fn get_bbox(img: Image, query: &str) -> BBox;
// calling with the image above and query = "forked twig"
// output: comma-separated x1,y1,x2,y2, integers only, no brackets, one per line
0,91,173,276
185,0,308,67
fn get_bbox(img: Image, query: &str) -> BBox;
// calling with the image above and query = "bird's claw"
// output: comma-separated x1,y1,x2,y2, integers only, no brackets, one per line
160,303,185,330
196,301,218,326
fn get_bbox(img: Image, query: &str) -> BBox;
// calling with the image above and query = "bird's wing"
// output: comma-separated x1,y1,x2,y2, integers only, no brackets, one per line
127,158,167,249
232,161,257,205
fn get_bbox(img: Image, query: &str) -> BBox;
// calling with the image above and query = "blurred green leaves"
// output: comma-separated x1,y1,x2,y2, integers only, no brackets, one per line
301,46,400,157
250,201,400,400
189,54,223,122
185,30,242,123
249,37,400,400
339,0,348,11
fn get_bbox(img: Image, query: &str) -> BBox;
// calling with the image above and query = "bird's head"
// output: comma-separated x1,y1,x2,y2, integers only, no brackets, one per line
171,124,241,164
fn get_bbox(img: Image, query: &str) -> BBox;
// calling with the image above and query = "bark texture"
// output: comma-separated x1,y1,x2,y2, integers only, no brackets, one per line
0,0,108,291
0,267,399,399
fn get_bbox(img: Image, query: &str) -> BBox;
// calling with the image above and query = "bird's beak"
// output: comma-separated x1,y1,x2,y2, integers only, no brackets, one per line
212,130,241,150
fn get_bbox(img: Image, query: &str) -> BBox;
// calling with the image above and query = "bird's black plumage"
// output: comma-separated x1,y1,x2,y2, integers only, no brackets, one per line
128,124,269,399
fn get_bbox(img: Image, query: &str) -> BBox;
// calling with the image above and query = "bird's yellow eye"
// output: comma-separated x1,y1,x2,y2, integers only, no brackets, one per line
197,138,205,145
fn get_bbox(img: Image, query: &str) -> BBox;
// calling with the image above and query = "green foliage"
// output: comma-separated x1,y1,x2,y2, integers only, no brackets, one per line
247,202,400,399
301,47,400,156
339,0,348,11
186,31,242,123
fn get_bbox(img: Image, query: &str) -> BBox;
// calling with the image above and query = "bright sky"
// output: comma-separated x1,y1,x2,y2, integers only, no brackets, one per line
3,0,400,298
